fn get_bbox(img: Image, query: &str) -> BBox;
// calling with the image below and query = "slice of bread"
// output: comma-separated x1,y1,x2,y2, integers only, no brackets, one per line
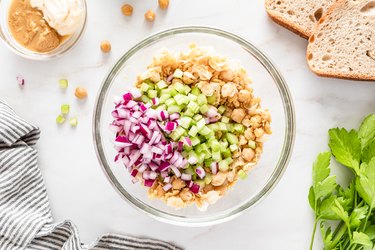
265,0,337,39
307,0,375,81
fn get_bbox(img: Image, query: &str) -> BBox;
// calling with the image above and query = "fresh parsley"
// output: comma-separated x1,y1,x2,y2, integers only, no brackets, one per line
309,114,375,250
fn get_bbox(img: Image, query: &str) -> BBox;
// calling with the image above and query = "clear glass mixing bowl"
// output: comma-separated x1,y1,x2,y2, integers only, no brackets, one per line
93,26,295,226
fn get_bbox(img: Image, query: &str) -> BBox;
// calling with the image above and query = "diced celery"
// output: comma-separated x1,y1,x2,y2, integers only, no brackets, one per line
204,131,215,140
69,117,78,127
222,148,231,158
187,101,199,113
248,140,256,149
234,123,245,133
204,151,212,159
191,87,201,96
207,95,216,104
193,114,203,121
187,93,198,101
61,104,70,115
226,123,234,132
199,126,212,136
238,169,248,180
188,125,198,137
147,90,158,99
174,82,185,93
184,166,195,175
141,95,150,103
219,141,228,152
156,80,168,90
197,153,205,163
221,116,230,123
156,104,166,111
169,88,178,96
196,119,206,131
59,79,68,89
56,115,65,124
225,157,233,165
165,98,176,106
180,117,192,129
184,109,195,117
191,136,200,146
229,144,238,152
204,173,212,184
218,160,229,171
211,140,220,151
218,122,227,131
160,89,170,95
199,104,209,114
212,151,222,161
200,143,209,152
168,105,182,114
208,123,220,131
195,179,205,188
218,105,226,114
226,133,239,145
183,85,191,95
174,94,189,105
197,94,207,105
143,79,154,85
140,82,151,92
170,127,186,141
173,69,183,78
204,159,213,167
159,94,171,103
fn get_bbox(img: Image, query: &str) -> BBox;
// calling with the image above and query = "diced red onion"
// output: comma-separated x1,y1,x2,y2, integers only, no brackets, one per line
184,137,192,147
149,171,157,180
130,169,138,177
181,173,192,181
144,179,155,187
206,106,219,118
177,141,184,152
195,166,206,179
211,162,218,175
161,172,169,178
167,74,173,82
170,165,181,177
17,76,25,86
169,113,180,121
152,97,159,106
159,162,170,172
130,88,142,99
163,183,172,191
190,183,200,194
123,92,133,101
158,111,169,121
188,156,197,164
164,176,171,183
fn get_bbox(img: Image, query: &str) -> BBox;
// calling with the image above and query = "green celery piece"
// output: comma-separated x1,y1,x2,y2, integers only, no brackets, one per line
155,104,166,111
204,173,212,184
199,104,209,114
219,140,228,152
183,85,191,95
147,89,157,99
191,136,200,146
160,89,170,95
140,95,150,104
59,79,68,89
221,116,230,123
165,98,176,106
189,125,198,137
196,119,206,131
187,101,200,113
197,94,207,105
226,123,234,132
191,87,201,96
184,109,195,117
167,105,182,114
195,179,205,188
156,80,168,89
56,115,65,124
61,104,70,115
212,151,221,161
226,133,238,145
159,94,171,104
225,157,233,164
140,82,151,92
208,123,220,131
187,93,198,101
217,105,226,114
69,117,78,127
169,88,178,97
193,114,203,121
238,170,248,179
234,123,245,133
197,153,205,163
204,159,213,167
211,140,220,151
218,160,229,171
329,128,361,174
180,117,192,129
248,140,256,149
229,144,238,152
218,122,227,131
207,95,216,104
222,148,231,158
355,158,375,208
199,127,212,136
173,69,183,78
358,114,375,149
174,81,185,93
174,94,189,105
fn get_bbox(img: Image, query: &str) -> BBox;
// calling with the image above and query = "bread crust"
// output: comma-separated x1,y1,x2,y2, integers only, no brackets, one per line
306,0,375,81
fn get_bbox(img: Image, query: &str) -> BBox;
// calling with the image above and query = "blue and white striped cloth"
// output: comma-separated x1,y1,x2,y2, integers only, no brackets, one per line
0,100,181,250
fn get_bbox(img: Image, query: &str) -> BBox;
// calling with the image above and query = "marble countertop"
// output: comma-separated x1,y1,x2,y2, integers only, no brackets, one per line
1,1,374,249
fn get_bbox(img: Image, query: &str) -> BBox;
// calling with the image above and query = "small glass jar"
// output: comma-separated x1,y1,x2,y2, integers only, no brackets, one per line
0,0,87,60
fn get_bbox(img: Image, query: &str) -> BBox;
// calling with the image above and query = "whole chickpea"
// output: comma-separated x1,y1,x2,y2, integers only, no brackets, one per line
242,148,255,162
100,40,111,53
75,87,88,99
121,4,133,16
158,0,169,9
144,10,156,22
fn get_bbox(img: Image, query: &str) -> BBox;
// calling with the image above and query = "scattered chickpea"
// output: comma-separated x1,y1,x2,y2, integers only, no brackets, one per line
180,188,193,202
211,172,227,186
158,0,169,9
100,40,111,53
121,4,133,16
75,87,88,99
144,10,156,22
254,128,264,138
238,89,251,103
242,148,255,162
231,108,246,123
172,178,185,190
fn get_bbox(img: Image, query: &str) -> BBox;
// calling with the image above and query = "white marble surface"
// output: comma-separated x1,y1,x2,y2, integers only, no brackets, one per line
0,1,374,249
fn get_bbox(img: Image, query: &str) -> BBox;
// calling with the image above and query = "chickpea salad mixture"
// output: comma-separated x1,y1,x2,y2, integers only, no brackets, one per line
110,45,272,210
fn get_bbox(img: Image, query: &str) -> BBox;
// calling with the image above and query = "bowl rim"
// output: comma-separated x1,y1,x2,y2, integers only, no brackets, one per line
0,0,87,60
93,25,296,226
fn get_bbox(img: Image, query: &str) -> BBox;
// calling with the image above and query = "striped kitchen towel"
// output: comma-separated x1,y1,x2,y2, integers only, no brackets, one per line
0,100,181,250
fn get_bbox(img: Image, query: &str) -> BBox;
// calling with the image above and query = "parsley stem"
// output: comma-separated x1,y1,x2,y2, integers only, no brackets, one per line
361,206,373,231
310,219,318,250
330,223,347,249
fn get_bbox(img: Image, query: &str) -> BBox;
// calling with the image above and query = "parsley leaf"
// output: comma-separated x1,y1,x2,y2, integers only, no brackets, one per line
359,114,375,149
315,175,337,200
362,141,375,164
356,158,375,208
350,205,369,229
331,198,350,225
352,231,373,247
320,222,334,249
329,128,361,174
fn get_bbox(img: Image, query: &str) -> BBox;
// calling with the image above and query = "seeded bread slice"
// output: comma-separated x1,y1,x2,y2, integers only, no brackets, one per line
307,0,375,81
265,0,337,39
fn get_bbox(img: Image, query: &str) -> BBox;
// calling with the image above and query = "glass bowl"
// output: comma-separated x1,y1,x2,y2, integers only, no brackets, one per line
0,0,87,60
93,26,295,226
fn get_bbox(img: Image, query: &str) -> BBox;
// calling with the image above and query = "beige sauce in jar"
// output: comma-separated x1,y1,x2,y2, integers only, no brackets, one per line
7,0,68,52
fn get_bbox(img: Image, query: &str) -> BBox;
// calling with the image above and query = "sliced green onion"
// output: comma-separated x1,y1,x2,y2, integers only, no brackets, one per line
61,104,70,115
59,79,68,89
56,115,65,124
69,117,78,127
